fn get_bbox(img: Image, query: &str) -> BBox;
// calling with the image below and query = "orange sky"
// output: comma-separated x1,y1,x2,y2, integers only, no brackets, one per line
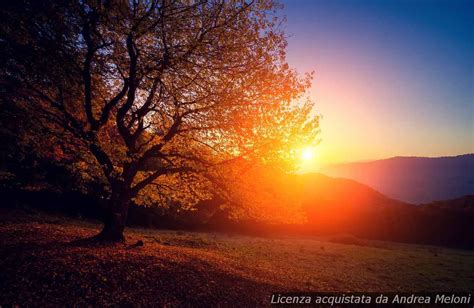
282,0,474,169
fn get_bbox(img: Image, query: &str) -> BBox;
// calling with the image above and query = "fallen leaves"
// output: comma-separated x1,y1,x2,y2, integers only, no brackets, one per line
0,210,278,306
1,209,473,306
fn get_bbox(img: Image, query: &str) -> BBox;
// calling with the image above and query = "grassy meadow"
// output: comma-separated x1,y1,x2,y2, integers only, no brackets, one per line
1,209,473,306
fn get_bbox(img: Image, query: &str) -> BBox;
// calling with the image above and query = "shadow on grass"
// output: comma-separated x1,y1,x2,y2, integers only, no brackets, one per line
0,227,282,306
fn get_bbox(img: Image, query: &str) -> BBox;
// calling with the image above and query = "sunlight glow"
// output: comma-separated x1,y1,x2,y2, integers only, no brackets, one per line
301,147,314,161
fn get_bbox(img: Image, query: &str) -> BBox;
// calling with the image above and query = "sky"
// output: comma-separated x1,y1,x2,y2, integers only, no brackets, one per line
280,0,473,167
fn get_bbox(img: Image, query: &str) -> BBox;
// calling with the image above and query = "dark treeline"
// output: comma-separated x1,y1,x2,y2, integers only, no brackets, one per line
2,185,473,250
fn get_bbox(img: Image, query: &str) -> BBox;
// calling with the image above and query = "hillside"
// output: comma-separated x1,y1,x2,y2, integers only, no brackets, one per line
421,195,474,212
319,154,474,203
202,171,473,249
293,174,474,249
3,171,473,249
1,209,473,306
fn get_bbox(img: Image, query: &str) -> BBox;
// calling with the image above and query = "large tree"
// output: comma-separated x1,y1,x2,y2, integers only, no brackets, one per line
1,0,319,241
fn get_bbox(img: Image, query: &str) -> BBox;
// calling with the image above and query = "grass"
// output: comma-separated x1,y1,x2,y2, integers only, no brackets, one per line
1,208,473,306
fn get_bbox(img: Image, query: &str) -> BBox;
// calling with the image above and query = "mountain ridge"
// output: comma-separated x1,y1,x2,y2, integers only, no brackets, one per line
324,153,474,166
319,153,474,203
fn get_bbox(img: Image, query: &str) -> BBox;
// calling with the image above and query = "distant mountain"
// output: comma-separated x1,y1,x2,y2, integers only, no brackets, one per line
320,154,474,204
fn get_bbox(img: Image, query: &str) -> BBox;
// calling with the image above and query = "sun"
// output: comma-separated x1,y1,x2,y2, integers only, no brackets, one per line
301,147,314,161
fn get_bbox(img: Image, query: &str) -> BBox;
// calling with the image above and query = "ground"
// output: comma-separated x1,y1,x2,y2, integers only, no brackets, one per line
1,209,473,306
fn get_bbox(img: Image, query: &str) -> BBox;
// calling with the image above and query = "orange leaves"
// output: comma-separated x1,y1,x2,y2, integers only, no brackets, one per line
3,0,321,218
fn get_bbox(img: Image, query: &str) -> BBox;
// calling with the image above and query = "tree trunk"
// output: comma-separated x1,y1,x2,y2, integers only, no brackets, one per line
97,193,130,242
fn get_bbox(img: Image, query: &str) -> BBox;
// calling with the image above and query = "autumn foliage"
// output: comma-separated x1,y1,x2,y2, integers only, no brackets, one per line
0,0,319,241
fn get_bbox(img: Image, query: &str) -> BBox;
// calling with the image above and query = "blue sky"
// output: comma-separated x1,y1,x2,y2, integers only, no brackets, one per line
279,0,473,164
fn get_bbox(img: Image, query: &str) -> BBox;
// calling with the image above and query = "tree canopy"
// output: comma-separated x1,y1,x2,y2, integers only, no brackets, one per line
1,0,319,240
